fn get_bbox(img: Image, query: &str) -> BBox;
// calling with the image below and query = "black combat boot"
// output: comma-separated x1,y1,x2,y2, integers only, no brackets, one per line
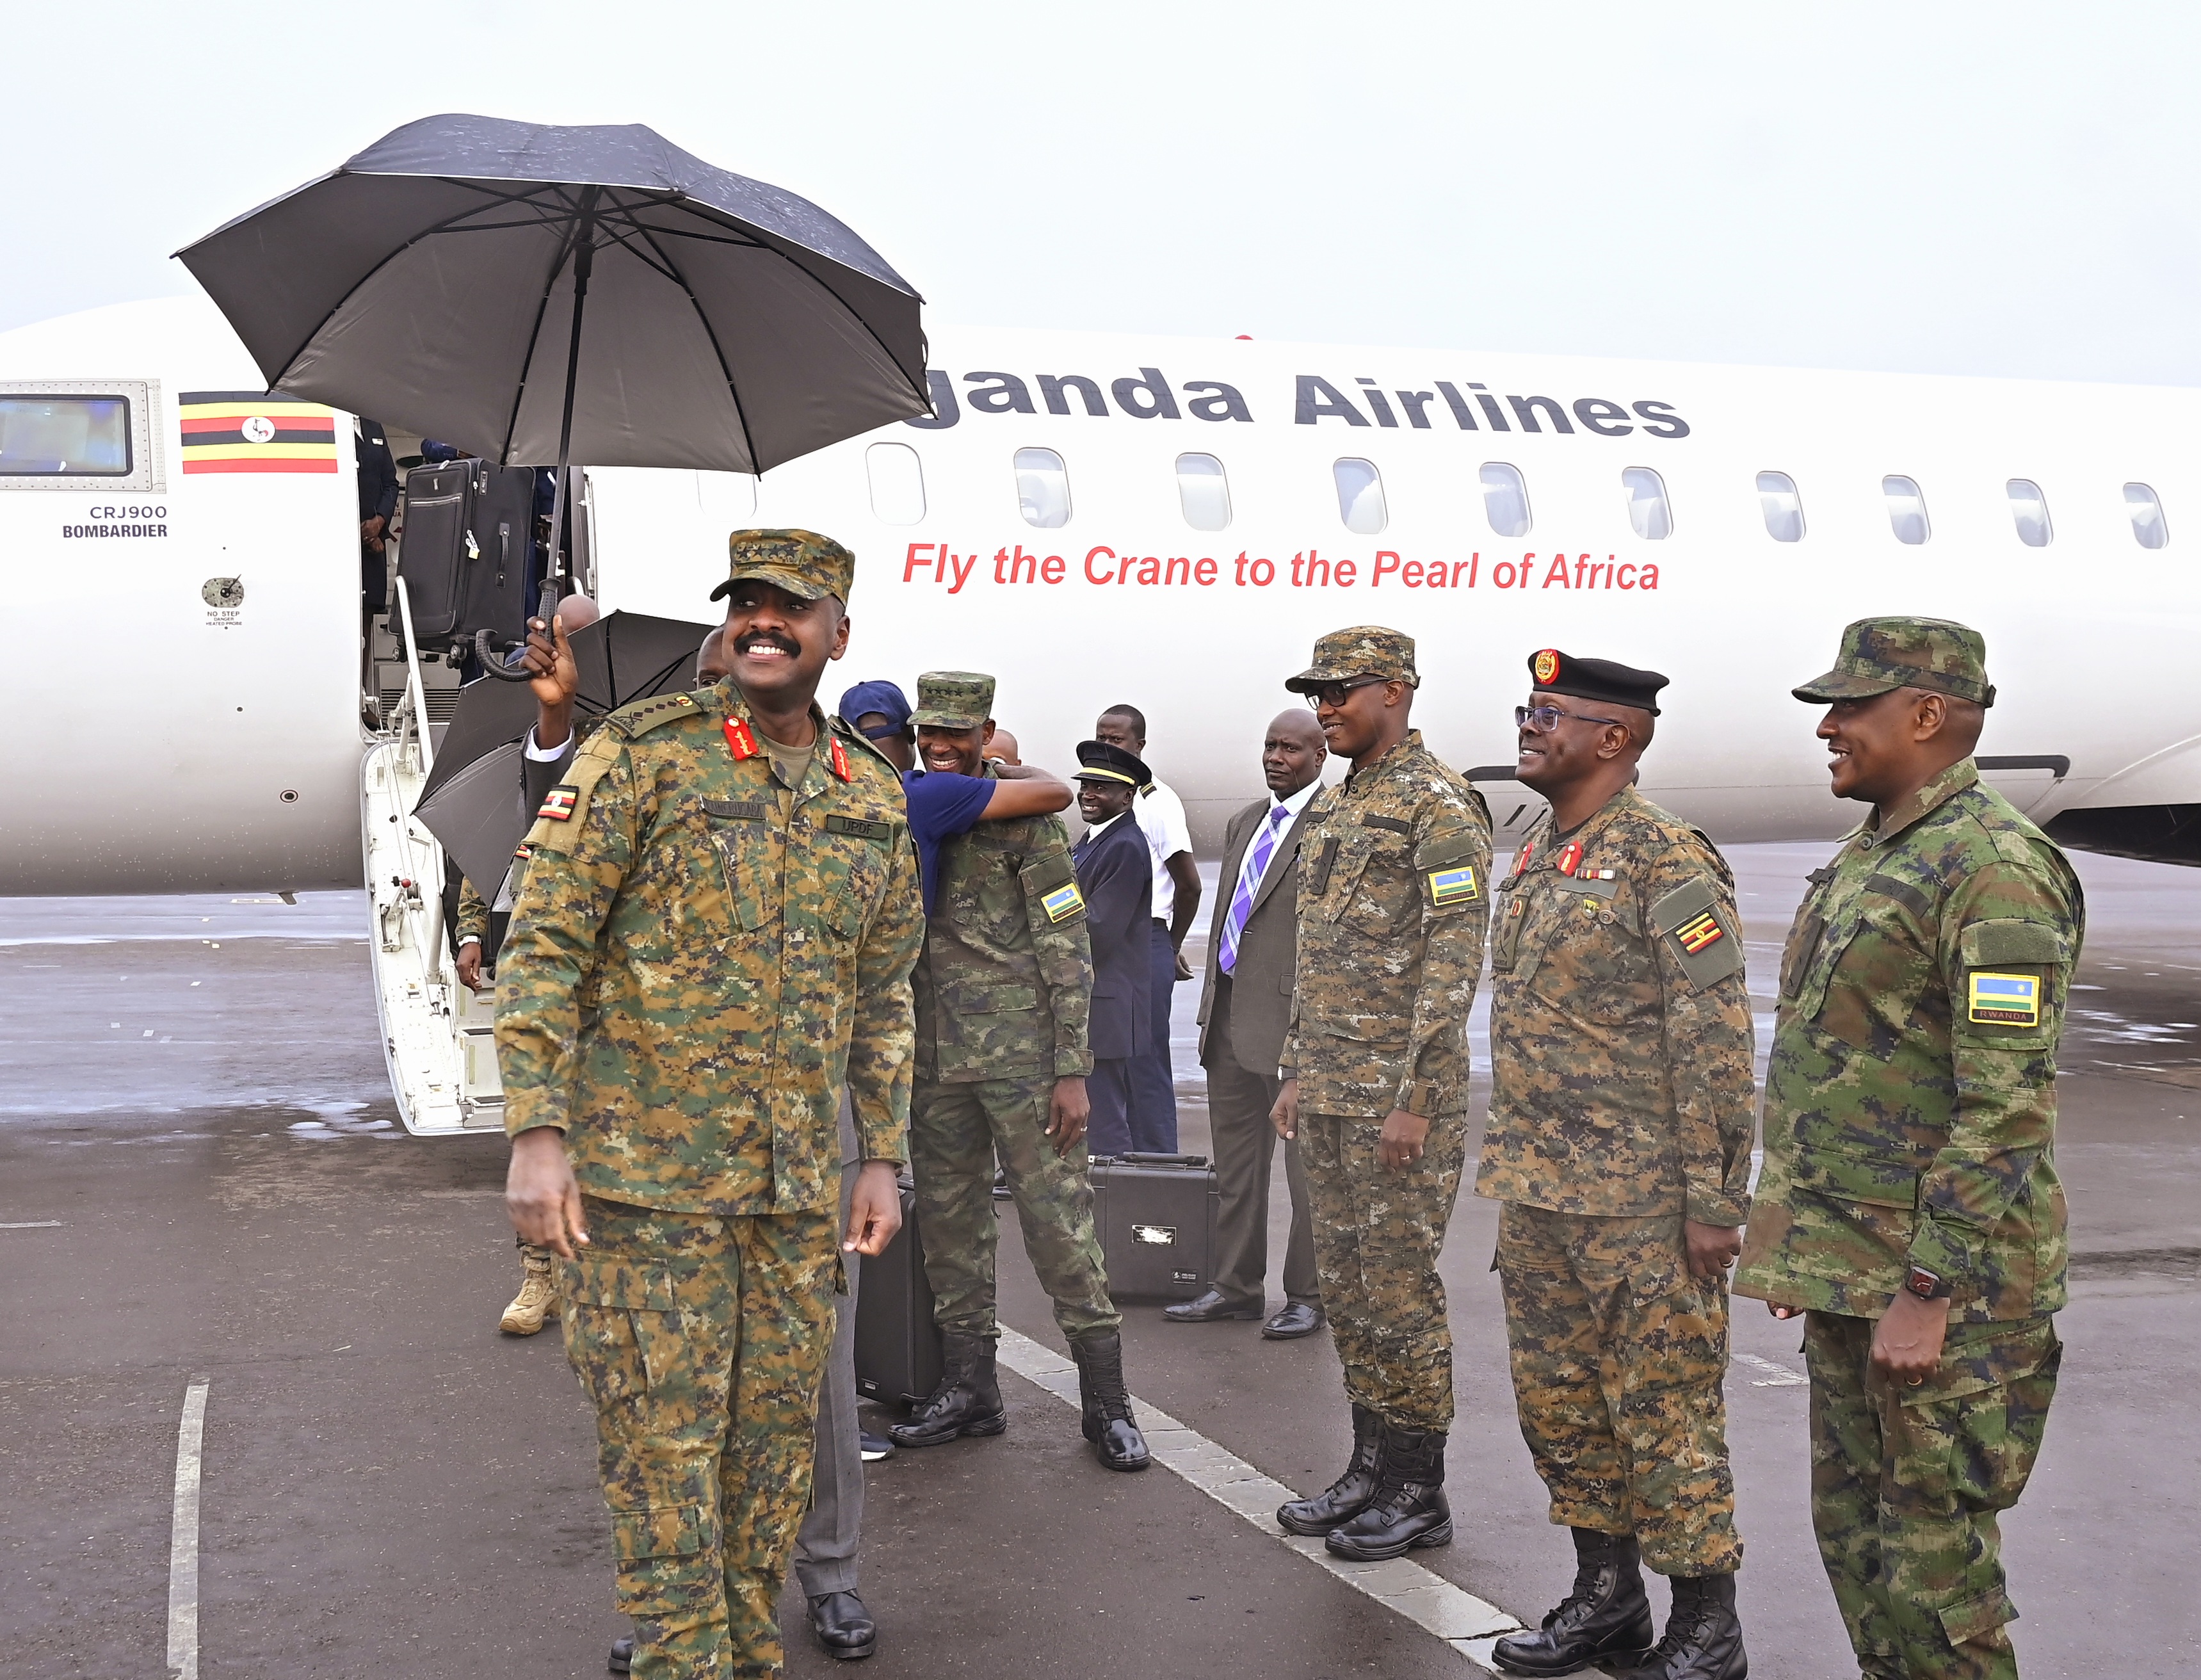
1490,1529,1655,1676
1067,1329,1150,1471
1324,1425,1453,1560
1277,1403,1386,1535
887,1332,1007,1448
1615,1572,1745,1680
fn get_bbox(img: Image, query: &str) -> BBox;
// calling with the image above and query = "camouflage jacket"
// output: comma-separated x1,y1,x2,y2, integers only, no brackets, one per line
1475,786,1757,1224
914,771,1092,1083
1735,759,2081,1321
494,680,924,1216
1280,731,1492,1118
456,876,491,946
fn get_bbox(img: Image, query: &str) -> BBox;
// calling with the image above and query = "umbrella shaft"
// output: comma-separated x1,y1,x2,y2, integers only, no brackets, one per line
543,193,598,610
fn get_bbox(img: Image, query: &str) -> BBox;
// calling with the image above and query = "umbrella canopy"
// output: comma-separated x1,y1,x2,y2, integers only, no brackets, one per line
415,608,716,892
175,113,929,475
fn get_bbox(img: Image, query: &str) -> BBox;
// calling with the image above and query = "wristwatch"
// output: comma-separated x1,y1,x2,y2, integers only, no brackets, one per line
1903,1263,1953,1301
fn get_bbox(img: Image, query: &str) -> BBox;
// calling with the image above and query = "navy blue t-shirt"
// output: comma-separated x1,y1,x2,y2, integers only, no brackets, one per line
900,770,996,914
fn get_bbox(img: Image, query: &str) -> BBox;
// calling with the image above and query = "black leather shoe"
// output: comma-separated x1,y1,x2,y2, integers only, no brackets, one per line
1613,1571,1745,1680
888,1332,1007,1448
1164,1288,1262,1323
858,1430,896,1462
1067,1329,1150,1470
608,1635,632,1674
1491,1529,1655,1676
1261,1302,1325,1339
1277,1403,1384,1535
809,1590,878,1661
1325,1425,1453,1560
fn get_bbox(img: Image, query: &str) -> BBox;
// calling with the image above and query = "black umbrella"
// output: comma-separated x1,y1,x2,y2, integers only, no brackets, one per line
176,114,930,666
414,608,714,892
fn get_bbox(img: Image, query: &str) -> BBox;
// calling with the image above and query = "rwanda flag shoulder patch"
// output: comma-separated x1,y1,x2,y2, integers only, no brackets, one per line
1425,864,1479,909
1041,882,1086,924
1967,970,2042,1027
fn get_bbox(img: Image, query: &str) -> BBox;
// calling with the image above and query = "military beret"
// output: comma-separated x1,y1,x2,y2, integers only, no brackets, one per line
1527,648,1668,716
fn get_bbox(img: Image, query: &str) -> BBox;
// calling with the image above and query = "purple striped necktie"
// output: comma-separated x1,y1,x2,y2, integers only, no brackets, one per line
1218,804,1290,976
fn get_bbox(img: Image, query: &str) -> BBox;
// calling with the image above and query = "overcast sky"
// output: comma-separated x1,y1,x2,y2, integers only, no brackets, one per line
12,2,2197,385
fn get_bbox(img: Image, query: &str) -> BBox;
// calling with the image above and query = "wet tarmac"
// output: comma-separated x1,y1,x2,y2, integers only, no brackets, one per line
2,846,2195,1678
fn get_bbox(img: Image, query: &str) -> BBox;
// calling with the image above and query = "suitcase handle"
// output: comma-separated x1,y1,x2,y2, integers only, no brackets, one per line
1112,1152,1209,1167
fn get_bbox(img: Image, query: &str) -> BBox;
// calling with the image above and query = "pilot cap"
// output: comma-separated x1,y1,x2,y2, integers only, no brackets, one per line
910,671,995,730
1528,648,1668,716
1074,739,1153,789
1792,617,1995,708
1285,625,1419,692
710,528,855,605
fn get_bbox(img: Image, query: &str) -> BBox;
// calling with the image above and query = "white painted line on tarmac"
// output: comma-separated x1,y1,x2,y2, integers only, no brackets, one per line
1733,1352,1809,1387
167,1378,209,1680
0,1220,63,1229
996,1328,1521,1671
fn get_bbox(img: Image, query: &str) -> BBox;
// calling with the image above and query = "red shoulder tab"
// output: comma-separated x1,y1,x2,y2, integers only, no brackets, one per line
829,734,851,782
723,717,758,760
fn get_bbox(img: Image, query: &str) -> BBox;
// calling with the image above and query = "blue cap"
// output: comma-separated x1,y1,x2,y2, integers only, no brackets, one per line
838,679,913,738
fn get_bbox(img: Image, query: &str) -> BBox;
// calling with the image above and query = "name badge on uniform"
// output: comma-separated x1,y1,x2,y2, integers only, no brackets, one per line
1969,971,2041,1026
1426,864,1480,905
1042,883,1086,923
537,786,578,821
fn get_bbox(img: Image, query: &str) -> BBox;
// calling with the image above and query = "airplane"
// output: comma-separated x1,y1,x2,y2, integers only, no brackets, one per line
4,291,2195,1133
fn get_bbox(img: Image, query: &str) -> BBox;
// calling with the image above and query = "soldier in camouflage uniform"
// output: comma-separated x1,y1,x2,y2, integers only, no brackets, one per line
1271,626,1492,1561
886,671,1152,1472
1736,618,2079,1680
1478,651,1753,1680
497,531,924,1680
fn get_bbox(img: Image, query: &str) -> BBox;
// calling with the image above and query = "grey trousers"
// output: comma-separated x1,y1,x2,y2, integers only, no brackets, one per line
1201,982,1320,1309
795,1128,864,1598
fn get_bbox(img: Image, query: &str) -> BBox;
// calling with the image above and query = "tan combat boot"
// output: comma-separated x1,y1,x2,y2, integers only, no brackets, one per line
499,1245,559,1336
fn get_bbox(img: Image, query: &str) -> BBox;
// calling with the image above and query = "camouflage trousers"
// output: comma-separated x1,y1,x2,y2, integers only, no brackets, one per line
1805,1311,2061,1680
1298,1109,1467,1430
562,1197,841,1680
910,1076,1120,1341
1496,1204,1741,1576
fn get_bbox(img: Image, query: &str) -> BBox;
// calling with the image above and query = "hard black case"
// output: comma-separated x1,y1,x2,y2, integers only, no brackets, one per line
1088,1152,1220,1301
853,1179,944,1410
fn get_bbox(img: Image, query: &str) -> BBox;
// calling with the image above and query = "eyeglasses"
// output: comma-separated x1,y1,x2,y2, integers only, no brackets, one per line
1304,676,1389,709
1515,704,1625,734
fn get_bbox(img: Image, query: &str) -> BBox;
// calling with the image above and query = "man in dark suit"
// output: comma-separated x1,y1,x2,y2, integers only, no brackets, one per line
1172,710,1329,1339
355,417,398,613
1072,739,1156,1158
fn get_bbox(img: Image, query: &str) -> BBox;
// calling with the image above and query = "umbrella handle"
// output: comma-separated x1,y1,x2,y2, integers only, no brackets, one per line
474,579,563,682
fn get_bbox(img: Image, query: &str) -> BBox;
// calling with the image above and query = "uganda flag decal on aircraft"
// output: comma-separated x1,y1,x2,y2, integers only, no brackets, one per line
177,392,339,474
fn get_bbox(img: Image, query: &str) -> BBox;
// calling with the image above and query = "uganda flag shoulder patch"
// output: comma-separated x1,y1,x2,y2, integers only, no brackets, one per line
1041,882,1086,923
1675,909,1725,954
1426,864,1479,907
1968,971,2041,1026
177,392,338,474
537,786,579,821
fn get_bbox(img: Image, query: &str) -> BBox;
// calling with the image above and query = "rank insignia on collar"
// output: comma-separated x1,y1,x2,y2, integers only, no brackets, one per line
829,734,851,782
536,786,578,821
1556,841,1583,876
723,717,758,760
1516,839,1537,874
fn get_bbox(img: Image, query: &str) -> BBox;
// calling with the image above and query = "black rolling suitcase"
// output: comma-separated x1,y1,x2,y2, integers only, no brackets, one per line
853,1178,944,1410
1088,1152,1219,1301
395,460,536,649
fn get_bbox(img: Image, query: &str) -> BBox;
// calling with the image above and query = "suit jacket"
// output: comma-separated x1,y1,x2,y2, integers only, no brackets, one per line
1196,793,1316,1076
1074,811,1153,1061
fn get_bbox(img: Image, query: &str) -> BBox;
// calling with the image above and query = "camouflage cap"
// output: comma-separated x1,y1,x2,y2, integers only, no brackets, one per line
911,670,996,729
1792,616,1995,708
708,528,855,605
1284,625,1420,693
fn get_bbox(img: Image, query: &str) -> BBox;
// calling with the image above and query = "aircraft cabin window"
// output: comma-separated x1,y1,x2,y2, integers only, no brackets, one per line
2125,482,2169,549
1175,452,1231,531
1620,466,1672,540
2006,479,2052,547
866,441,926,525
1014,447,1071,528
1882,476,1931,545
0,395,132,475
1479,462,1531,538
1333,458,1387,535
1756,471,1805,542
